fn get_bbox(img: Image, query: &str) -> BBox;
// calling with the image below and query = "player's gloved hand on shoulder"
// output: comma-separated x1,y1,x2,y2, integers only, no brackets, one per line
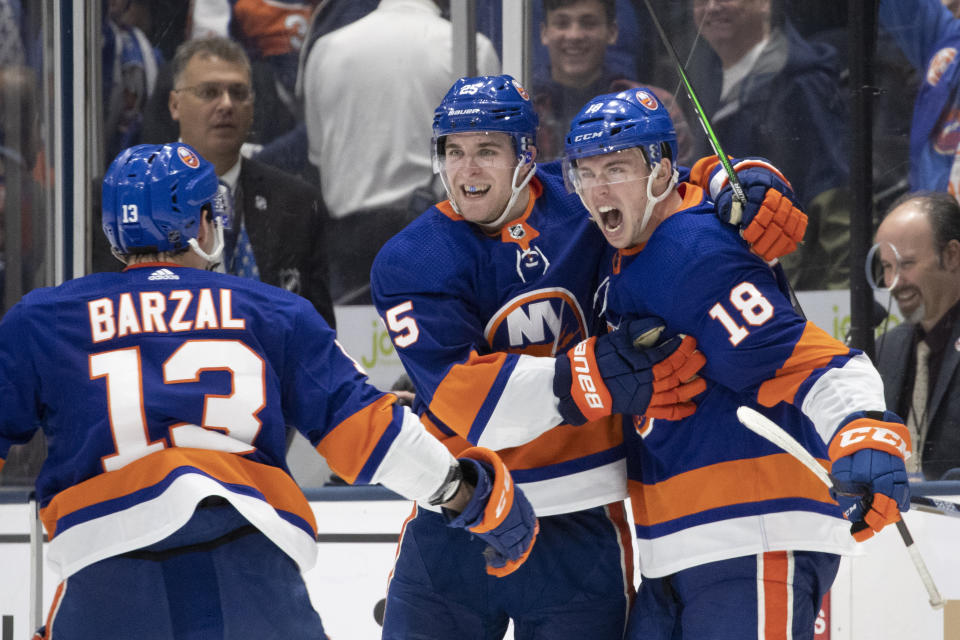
554,317,707,425
690,155,808,262
828,410,911,542
443,447,538,577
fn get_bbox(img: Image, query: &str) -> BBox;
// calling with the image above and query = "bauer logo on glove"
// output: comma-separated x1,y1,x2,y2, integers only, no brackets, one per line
554,317,706,425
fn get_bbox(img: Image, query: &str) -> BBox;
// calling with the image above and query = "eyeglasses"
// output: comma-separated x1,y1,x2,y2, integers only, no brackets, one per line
175,82,254,103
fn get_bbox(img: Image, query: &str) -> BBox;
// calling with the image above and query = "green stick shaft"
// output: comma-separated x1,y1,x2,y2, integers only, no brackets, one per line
641,0,745,208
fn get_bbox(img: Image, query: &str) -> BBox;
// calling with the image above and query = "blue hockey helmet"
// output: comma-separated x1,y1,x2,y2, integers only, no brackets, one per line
102,143,225,261
563,88,678,177
431,75,540,229
432,74,538,168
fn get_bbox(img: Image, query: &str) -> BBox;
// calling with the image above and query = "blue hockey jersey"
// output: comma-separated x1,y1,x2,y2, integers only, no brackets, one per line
371,162,628,516
605,183,878,577
0,263,455,579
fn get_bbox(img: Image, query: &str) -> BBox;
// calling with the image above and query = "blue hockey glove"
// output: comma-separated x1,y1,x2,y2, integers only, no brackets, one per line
444,447,538,577
554,318,706,425
828,410,911,541
690,155,807,262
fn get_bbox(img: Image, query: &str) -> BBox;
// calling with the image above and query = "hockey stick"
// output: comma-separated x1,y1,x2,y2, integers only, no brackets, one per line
29,492,44,631
641,0,744,217
735,406,946,610
639,0,804,317
911,494,960,520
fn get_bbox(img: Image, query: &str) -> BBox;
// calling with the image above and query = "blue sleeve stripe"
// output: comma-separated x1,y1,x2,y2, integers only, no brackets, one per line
466,355,519,444
354,405,403,485
423,409,458,437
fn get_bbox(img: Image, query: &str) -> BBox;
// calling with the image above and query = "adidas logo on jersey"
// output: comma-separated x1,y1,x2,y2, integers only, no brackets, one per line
148,268,179,281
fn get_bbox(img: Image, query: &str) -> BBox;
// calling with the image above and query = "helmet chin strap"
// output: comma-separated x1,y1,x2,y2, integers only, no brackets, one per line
476,159,537,232
188,217,226,268
638,161,679,236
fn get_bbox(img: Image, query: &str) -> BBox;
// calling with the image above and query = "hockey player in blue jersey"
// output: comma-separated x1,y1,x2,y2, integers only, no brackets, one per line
563,89,912,639
0,142,538,640
370,74,810,639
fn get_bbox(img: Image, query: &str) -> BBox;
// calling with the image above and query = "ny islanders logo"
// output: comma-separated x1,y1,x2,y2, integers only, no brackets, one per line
484,287,589,356
177,146,200,168
636,90,659,111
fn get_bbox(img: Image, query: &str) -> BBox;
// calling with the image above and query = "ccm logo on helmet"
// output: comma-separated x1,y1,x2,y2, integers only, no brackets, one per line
837,426,909,458
573,132,603,142
177,146,200,169
572,341,606,410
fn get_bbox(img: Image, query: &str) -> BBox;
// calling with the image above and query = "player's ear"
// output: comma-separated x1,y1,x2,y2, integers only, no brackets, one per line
169,89,181,122
197,206,213,244
651,157,673,190
606,20,619,46
944,238,960,272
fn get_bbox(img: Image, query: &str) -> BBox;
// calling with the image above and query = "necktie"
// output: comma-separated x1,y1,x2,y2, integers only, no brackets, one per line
232,222,260,280
218,180,260,280
906,340,931,473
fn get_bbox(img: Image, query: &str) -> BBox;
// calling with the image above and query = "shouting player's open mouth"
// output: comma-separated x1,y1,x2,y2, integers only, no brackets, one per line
597,205,623,232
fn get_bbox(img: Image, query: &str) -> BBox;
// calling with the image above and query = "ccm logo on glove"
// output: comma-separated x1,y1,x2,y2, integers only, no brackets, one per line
829,420,911,460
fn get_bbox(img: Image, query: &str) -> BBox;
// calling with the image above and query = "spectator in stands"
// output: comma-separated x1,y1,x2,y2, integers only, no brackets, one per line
141,8,303,169
187,0,319,100
875,191,960,480
107,37,335,327
302,0,499,304
686,0,851,290
184,0,319,178
879,0,960,202
0,65,42,318
0,63,46,488
533,0,691,162
103,0,164,164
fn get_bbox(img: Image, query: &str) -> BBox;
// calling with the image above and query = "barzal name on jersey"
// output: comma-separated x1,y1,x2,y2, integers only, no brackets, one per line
605,182,869,578
0,264,452,580
372,162,628,516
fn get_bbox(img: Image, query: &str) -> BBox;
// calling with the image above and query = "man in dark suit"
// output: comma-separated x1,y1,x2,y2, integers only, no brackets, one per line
165,36,334,327
875,191,960,480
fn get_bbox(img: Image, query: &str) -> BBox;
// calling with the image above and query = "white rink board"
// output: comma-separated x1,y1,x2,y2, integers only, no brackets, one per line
3,497,960,640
